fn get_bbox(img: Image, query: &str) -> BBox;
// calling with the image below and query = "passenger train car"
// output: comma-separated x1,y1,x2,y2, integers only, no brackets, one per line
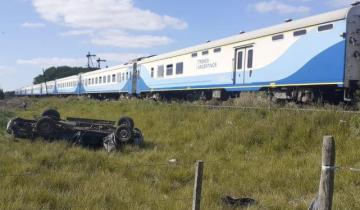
15,5,360,102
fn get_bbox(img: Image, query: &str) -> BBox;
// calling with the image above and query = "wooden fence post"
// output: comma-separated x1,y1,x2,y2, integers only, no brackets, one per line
317,136,336,210
192,160,204,210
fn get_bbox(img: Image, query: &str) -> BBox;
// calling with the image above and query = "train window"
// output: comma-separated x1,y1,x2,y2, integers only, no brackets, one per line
99,77,102,84
151,68,154,78
247,49,254,69
191,53,198,58
318,24,333,32
92,78,94,84
214,48,221,53
272,34,284,41
103,76,106,83
158,65,164,78
112,74,116,82
293,29,307,36
202,50,209,55
122,73,125,81
107,75,111,83
95,78,98,84
117,73,121,83
176,62,183,75
126,72,129,80
166,64,173,76
237,51,243,70
88,79,91,85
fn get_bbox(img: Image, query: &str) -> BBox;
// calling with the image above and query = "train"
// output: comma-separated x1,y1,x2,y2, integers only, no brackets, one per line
15,5,360,103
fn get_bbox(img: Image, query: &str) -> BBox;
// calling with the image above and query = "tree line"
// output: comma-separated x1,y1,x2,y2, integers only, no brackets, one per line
0,89,4,100
33,66,97,84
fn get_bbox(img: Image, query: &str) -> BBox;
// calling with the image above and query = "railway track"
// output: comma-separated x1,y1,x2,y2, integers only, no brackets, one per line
169,103,360,114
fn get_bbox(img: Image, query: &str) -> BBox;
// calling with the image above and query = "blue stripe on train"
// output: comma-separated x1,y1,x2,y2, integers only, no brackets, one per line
136,40,345,93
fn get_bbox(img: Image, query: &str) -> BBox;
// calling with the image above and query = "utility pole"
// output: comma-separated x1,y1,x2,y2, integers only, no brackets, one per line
96,58,106,69
86,52,96,69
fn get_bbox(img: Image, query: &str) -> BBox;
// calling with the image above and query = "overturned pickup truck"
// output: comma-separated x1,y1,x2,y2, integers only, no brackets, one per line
6,109,143,152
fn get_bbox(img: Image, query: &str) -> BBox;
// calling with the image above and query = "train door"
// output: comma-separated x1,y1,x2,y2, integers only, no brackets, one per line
234,46,254,85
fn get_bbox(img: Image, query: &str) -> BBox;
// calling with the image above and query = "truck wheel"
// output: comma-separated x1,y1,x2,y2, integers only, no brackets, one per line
117,117,134,129
115,125,132,143
35,117,56,137
42,109,60,121
6,117,17,135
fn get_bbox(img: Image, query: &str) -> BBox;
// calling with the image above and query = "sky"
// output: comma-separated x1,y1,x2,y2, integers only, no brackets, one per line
0,0,355,91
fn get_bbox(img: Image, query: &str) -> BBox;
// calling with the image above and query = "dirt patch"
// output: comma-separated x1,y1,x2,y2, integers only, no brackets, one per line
0,97,29,112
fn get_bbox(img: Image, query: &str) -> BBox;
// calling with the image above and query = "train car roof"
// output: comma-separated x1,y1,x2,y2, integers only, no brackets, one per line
55,75,79,82
81,64,130,77
138,7,351,64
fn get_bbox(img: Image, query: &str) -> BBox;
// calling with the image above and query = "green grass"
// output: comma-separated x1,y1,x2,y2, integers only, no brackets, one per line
0,97,359,210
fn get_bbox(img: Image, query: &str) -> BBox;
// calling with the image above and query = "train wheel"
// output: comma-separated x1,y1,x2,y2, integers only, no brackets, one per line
42,109,61,121
115,125,132,143
117,116,134,129
35,117,56,137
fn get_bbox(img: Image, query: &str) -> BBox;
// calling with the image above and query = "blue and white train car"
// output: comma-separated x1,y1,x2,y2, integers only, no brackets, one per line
45,81,56,95
32,84,43,96
14,5,360,102
56,75,80,95
133,6,360,101
80,64,133,95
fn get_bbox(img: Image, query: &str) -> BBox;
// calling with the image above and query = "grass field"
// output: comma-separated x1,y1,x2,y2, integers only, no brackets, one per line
0,97,359,210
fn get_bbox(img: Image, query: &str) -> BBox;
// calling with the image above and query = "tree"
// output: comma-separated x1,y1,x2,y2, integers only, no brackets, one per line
0,89,4,100
33,66,97,84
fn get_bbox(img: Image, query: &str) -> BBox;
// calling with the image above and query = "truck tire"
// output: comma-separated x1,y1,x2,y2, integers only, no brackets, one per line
115,125,132,143
6,117,17,135
117,116,134,129
35,117,56,137
42,109,60,121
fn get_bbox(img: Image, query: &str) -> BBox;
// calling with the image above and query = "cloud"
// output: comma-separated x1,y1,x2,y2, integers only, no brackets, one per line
252,0,310,14
328,0,353,7
22,22,46,28
60,30,94,36
16,53,144,68
32,0,187,31
31,0,187,48
17,57,86,68
0,66,18,77
91,30,172,48
97,52,146,63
